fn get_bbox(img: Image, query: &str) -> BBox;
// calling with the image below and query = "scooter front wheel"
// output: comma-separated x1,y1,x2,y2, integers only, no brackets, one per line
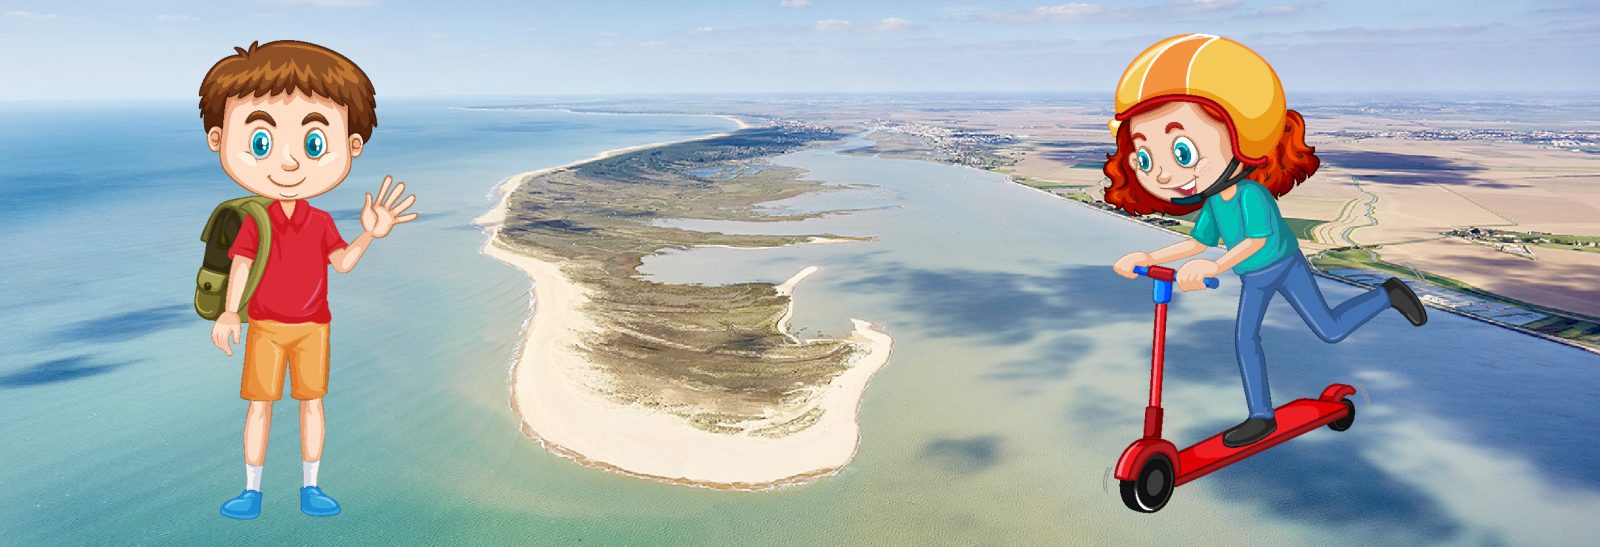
1120,454,1174,513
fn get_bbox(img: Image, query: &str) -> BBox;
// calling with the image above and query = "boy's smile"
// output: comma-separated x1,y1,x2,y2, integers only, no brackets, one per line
208,91,363,202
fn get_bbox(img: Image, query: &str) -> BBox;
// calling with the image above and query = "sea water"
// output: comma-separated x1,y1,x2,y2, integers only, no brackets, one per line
3,102,1598,545
640,137,1600,545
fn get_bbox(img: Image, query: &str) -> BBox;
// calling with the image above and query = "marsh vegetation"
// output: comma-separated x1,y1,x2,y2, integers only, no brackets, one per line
501,126,874,432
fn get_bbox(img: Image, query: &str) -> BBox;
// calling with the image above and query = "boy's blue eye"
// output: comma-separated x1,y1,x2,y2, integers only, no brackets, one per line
1136,149,1152,172
249,129,272,159
1172,137,1197,168
304,129,326,159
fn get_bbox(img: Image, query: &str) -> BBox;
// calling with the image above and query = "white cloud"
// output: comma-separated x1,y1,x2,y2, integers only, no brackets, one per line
692,26,714,34
1173,0,1243,12
638,40,670,48
873,17,914,32
4,10,59,19
980,3,1106,24
1035,3,1106,18
156,14,196,21
1257,2,1321,15
780,0,812,7
814,18,852,31
814,17,915,32
269,0,376,6
980,0,1245,24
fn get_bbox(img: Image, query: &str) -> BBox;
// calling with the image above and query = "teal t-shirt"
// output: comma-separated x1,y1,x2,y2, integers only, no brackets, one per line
1189,180,1299,274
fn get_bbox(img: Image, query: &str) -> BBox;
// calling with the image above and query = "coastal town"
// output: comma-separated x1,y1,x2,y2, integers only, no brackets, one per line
863,119,1016,168
1446,226,1600,257
1320,128,1600,152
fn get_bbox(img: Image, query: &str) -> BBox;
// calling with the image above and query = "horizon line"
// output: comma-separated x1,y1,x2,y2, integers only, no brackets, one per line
3,89,1596,105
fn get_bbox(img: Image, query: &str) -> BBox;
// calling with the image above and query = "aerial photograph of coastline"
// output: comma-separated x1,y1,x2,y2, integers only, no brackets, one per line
2,0,1598,545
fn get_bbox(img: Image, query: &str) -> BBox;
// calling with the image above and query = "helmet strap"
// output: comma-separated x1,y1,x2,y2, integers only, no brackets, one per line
1171,158,1257,206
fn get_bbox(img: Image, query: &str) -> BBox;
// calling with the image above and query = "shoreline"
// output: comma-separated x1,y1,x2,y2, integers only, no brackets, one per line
774,266,819,343
473,115,753,227
477,120,896,490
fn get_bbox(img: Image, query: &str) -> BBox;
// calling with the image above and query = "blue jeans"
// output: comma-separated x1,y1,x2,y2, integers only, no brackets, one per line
1235,254,1390,419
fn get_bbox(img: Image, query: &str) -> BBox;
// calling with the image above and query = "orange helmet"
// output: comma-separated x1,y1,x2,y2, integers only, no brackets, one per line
1110,34,1286,166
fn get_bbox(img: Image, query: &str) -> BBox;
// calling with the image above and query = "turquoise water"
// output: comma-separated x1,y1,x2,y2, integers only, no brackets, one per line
3,104,1599,545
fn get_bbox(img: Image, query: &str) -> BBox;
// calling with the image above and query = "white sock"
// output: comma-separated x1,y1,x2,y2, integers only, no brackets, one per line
246,464,263,491
303,460,320,488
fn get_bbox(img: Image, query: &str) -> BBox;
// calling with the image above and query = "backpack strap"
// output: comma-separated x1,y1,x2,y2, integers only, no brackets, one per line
234,198,273,321
197,196,274,322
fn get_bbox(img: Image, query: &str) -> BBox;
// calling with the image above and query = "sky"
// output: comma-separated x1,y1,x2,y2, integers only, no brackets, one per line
1,0,1597,101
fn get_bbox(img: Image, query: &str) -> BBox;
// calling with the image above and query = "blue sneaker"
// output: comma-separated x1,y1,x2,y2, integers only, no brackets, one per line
300,486,341,517
220,490,263,520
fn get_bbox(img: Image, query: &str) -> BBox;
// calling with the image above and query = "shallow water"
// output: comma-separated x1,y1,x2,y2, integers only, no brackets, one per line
3,104,1597,545
640,138,1600,545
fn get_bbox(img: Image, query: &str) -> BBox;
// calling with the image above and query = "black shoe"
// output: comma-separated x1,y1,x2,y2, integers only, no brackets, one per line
1382,278,1428,326
1222,417,1276,448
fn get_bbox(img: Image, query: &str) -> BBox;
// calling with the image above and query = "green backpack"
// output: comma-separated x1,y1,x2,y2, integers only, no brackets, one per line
195,196,273,322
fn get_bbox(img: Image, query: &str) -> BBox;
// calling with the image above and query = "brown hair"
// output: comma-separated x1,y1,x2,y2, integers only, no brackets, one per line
1103,100,1319,216
198,40,377,141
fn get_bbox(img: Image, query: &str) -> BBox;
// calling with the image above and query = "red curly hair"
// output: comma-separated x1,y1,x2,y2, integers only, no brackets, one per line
1102,100,1319,216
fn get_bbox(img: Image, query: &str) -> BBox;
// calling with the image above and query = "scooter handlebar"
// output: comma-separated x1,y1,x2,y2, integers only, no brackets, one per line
1133,265,1220,289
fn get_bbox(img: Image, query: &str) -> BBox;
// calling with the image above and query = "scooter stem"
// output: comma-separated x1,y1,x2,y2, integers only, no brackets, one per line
1145,301,1168,439
1131,265,1211,441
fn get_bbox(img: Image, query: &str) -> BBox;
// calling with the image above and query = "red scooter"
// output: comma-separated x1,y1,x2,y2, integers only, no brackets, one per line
1116,265,1357,513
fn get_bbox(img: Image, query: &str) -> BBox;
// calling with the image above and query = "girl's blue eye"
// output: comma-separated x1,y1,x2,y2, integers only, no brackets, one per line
1136,149,1152,172
250,129,272,159
1172,136,1197,168
304,129,326,159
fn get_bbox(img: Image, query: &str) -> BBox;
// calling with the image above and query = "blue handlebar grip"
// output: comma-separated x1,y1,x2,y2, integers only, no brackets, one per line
1131,265,1219,289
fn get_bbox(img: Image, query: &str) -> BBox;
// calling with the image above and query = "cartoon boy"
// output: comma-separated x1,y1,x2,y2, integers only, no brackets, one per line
200,40,417,519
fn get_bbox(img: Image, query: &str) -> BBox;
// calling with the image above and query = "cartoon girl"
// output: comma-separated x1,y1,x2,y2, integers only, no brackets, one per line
1104,34,1428,448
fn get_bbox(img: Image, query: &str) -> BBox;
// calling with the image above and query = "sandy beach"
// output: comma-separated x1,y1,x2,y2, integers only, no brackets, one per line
477,126,896,489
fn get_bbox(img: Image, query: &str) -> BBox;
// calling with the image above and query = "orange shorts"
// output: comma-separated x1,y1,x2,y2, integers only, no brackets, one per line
241,320,330,401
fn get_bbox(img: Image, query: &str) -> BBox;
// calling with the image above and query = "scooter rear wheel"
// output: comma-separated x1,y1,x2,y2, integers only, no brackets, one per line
1328,398,1356,432
1120,454,1174,513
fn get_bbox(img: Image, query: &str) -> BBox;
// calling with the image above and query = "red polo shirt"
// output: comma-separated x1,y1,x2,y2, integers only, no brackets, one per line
229,201,348,324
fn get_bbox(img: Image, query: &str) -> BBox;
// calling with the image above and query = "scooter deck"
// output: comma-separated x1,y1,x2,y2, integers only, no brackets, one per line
1174,398,1349,486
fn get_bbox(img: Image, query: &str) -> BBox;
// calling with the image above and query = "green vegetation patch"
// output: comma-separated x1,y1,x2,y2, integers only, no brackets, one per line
1523,316,1600,346
1312,247,1600,350
1284,217,1328,240
1014,177,1085,189
1312,248,1480,293
1450,228,1600,254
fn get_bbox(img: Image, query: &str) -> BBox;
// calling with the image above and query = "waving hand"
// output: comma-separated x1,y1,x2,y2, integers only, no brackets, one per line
362,175,419,238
